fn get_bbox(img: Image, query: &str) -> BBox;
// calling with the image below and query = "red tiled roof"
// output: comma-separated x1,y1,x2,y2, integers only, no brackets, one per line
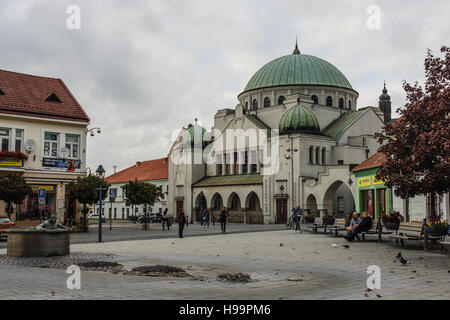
105,158,169,184
352,152,387,172
0,69,90,123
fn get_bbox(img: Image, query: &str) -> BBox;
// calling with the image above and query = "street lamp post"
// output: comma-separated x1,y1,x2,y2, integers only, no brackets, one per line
96,164,106,243
285,138,298,218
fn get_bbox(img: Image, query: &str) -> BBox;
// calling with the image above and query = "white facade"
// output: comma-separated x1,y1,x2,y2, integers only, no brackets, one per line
0,112,88,224
97,179,168,219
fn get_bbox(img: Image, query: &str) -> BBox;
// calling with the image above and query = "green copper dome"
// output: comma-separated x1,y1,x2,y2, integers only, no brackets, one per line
242,46,354,94
279,104,320,134
181,123,210,147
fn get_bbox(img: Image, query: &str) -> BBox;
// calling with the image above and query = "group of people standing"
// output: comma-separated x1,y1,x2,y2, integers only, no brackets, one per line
176,207,229,238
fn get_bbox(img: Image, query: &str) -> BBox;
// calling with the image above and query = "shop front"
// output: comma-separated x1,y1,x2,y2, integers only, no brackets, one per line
353,167,392,220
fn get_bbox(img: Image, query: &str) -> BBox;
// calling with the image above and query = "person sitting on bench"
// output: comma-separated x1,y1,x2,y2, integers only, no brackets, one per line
345,211,361,242
346,211,373,242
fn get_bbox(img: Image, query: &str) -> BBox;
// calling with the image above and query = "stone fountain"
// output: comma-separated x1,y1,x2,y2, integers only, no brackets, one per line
6,214,70,257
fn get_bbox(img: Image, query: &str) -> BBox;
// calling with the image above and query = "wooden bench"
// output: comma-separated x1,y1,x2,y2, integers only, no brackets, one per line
325,218,346,236
306,217,333,233
389,222,441,248
440,239,449,253
331,218,392,241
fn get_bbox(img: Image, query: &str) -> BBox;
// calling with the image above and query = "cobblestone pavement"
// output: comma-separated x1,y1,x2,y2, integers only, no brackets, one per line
0,230,448,300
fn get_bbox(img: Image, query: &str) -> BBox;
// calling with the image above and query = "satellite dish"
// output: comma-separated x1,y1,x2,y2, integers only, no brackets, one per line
24,139,36,153
60,147,70,159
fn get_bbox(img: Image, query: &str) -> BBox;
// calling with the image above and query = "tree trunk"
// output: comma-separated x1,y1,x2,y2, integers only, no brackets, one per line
430,192,437,222
144,203,147,230
82,203,88,232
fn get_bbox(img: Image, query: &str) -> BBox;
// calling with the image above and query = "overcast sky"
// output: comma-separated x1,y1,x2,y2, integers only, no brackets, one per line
1,0,449,175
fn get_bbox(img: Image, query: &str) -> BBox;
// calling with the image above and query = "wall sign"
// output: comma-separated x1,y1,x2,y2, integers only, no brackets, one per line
0,159,24,168
358,177,371,187
42,158,81,172
31,185,56,192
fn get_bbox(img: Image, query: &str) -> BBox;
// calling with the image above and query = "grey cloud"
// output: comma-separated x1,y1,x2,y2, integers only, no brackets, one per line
0,0,448,174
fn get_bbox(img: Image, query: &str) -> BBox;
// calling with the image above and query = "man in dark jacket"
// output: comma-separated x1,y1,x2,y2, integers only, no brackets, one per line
219,207,228,234
178,209,186,238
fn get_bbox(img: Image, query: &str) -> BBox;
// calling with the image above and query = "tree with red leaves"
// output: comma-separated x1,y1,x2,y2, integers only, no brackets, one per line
376,46,450,221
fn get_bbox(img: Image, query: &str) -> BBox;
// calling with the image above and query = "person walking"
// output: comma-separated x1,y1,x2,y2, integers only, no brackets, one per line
291,205,298,231
203,208,210,229
162,208,170,231
178,209,186,238
219,207,228,234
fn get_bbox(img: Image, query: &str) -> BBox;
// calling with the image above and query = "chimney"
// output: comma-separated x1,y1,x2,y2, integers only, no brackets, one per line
136,161,142,167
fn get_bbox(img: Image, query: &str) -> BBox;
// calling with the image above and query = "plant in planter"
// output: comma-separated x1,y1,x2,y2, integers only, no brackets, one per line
425,216,449,236
304,214,315,223
382,211,404,230
0,151,28,160
323,214,335,225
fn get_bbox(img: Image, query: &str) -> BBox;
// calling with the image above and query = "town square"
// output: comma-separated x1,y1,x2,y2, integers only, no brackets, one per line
0,0,448,308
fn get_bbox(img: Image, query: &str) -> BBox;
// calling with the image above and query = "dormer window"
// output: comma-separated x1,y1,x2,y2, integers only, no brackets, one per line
45,93,62,103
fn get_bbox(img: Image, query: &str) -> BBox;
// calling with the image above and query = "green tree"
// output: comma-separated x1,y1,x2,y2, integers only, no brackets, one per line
0,174,32,219
376,46,450,221
122,180,162,230
66,174,110,231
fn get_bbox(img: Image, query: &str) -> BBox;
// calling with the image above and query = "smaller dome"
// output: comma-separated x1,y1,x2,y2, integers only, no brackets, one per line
279,104,320,134
181,123,210,147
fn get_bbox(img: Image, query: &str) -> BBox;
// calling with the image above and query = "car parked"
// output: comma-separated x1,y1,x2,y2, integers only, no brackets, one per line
0,217,15,241
88,214,106,223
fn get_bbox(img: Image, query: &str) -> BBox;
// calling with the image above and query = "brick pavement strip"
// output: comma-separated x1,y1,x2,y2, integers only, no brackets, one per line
0,230,448,300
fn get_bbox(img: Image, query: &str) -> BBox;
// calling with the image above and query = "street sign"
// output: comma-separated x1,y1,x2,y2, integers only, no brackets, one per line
38,188,46,199
109,188,117,202
38,189,46,205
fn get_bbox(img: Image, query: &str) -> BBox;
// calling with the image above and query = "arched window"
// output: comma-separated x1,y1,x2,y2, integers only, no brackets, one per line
278,96,285,105
245,101,249,110
348,100,352,109
311,95,319,104
252,99,258,110
263,97,271,108
339,98,344,108
326,96,333,107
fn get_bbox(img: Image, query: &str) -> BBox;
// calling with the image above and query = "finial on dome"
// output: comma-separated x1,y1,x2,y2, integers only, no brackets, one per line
293,36,300,55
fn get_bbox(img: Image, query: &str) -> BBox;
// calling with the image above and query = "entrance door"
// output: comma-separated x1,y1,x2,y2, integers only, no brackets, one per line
377,189,386,217
276,199,287,224
176,201,183,222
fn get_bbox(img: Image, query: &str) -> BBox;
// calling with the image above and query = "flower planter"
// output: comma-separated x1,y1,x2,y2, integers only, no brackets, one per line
384,221,400,231
304,217,315,223
425,224,448,236
0,151,28,160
